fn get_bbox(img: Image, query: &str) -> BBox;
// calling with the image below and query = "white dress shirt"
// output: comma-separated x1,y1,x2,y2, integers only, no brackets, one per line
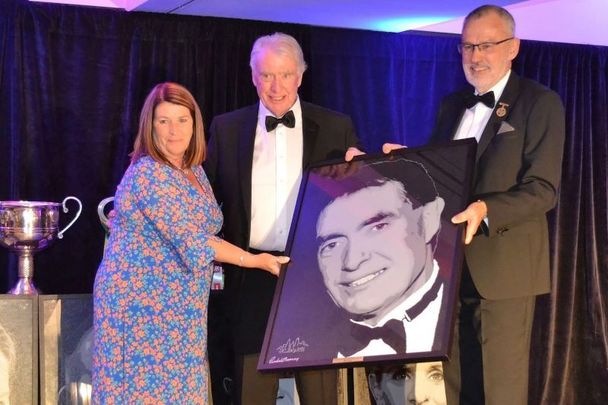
249,98,303,251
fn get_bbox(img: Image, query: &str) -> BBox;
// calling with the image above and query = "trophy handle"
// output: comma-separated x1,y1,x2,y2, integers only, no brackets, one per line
58,196,83,239
97,196,115,233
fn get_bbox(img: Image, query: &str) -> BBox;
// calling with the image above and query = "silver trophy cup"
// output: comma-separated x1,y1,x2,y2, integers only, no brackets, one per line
0,196,82,294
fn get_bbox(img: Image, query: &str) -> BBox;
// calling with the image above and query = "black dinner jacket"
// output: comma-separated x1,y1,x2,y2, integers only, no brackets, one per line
429,72,565,300
205,101,359,354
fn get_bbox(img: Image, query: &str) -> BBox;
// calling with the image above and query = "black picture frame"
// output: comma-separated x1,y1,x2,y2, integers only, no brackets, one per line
258,139,476,371
0,294,38,405
39,294,93,405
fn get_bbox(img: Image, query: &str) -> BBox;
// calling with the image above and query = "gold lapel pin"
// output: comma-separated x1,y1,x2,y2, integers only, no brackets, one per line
496,102,509,118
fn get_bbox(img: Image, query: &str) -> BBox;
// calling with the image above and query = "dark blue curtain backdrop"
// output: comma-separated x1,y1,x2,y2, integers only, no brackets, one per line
1,0,607,403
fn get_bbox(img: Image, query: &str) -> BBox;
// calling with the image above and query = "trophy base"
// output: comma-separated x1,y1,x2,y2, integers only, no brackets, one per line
8,278,40,295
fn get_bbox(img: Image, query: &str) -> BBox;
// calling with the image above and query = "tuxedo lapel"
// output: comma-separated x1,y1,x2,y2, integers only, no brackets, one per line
449,106,467,142
301,102,320,168
476,111,503,161
476,73,520,161
432,96,467,144
237,104,259,224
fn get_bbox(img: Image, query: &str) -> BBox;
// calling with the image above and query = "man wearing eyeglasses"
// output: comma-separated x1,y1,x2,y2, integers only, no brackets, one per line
425,5,565,405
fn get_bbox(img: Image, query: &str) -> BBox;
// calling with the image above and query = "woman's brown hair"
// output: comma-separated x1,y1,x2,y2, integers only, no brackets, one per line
131,82,205,169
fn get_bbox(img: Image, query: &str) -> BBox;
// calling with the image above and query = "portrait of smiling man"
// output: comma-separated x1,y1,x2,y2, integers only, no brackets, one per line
314,158,447,358
258,142,476,372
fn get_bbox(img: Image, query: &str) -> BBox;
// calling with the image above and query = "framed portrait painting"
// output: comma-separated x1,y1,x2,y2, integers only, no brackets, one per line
0,294,38,405
258,139,476,371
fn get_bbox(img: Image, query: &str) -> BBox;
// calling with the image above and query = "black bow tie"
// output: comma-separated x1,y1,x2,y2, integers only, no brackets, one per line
265,110,296,132
340,319,406,357
337,277,444,357
464,91,495,109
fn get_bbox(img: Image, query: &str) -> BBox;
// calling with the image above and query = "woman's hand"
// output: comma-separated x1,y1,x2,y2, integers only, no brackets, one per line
209,240,290,275
248,253,290,276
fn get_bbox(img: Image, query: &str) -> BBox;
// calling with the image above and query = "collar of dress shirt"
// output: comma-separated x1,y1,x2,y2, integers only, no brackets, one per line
353,260,441,328
475,69,511,103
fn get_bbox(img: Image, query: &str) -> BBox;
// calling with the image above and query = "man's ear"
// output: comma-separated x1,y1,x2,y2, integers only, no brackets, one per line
508,37,521,61
421,196,445,243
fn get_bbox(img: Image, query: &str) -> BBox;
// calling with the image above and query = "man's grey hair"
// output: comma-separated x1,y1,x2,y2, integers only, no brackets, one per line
250,32,308,75
463,5,516,36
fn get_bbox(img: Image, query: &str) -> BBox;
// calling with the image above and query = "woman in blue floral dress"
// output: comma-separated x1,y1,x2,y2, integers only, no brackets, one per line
93,82,288,404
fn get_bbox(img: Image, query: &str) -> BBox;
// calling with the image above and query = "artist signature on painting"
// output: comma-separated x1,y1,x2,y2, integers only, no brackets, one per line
269,355,300,363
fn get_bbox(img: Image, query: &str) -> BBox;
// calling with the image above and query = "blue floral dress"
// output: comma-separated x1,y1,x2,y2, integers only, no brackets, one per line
93,156,222,404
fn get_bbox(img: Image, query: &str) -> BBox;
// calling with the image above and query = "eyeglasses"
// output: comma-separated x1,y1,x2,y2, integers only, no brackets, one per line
457,37,514,54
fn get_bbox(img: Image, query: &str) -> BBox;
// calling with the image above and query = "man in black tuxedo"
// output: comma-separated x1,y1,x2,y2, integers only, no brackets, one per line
411,5,565,405
312,158,447,358
205,32,362,404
